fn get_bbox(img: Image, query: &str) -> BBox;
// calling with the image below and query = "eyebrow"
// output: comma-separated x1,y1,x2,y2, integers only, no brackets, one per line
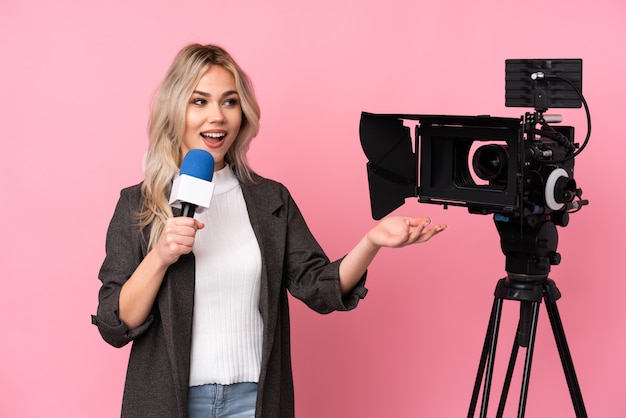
192,89,239,98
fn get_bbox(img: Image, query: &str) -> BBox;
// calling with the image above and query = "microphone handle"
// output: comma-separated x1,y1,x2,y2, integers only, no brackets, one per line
180,202,197,218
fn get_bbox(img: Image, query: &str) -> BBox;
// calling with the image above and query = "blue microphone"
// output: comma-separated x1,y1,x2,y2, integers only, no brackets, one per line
169,149,215,217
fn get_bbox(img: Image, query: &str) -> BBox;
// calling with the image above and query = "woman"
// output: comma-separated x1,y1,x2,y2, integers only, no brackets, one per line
93,43,446,418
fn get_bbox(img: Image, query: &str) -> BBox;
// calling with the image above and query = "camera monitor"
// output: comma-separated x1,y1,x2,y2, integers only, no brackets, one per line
505,59,582,109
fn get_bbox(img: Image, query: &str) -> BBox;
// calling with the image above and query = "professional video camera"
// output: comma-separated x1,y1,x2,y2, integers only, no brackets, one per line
360,59,592,417
360,59,589,277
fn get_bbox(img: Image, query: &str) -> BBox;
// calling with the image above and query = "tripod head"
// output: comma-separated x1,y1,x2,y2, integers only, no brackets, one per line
495,215,562,281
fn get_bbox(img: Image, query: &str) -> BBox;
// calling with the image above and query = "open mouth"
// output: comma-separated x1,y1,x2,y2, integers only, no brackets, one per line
201,132,226,140
200,131,226,146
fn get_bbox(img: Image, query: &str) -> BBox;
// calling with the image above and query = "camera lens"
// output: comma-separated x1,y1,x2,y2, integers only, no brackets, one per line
472,144,509,183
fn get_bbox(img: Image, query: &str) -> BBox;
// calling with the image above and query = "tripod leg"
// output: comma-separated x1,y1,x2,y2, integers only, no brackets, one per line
497,298,536,415
496,327,521,416
517,300,541,418
468,298,497,417
468,297,504,418
468,300,493,416
481,297,504,418
544,299,588,417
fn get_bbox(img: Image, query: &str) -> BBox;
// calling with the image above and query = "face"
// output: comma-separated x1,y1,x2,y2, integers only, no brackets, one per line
182,65,242,171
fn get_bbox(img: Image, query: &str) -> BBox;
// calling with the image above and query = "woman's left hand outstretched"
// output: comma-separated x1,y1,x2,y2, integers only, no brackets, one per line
367,215,447,249
339,215,447,294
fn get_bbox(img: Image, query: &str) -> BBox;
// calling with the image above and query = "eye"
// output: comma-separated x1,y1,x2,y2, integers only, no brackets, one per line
223,96,240,107
191,97,207,106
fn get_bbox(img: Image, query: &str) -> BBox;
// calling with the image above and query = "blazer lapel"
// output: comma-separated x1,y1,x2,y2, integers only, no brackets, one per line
241,180,286,363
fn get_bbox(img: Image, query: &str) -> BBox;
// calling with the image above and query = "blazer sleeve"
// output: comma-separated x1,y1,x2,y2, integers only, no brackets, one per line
282,190,368,314
92,185,154,348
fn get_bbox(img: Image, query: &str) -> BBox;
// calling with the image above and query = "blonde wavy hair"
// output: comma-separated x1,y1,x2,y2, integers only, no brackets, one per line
139,44,261,249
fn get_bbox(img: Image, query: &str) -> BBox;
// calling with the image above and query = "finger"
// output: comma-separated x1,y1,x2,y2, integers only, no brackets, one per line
418,224,448,242
408,218,435,239
164,225,196,240
406,217,431,228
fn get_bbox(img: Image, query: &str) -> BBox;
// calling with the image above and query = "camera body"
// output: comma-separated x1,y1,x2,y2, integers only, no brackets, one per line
360,112,579,222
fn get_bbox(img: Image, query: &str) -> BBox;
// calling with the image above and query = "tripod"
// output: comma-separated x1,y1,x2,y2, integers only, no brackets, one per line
467,219,587,417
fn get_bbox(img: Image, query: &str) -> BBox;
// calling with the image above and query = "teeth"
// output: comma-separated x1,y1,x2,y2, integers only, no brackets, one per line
201,132,225,139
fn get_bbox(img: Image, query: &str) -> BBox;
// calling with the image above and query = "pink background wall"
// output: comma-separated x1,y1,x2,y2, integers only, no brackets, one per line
1,0,625,416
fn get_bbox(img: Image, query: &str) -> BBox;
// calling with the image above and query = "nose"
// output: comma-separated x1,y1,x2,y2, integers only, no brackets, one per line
208,104,225,123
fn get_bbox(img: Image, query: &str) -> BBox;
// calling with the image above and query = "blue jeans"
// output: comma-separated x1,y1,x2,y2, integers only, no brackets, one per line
188,382,258,418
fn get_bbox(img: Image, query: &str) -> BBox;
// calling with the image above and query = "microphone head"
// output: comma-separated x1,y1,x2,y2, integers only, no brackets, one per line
180,149,214,181
169,149,216,214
